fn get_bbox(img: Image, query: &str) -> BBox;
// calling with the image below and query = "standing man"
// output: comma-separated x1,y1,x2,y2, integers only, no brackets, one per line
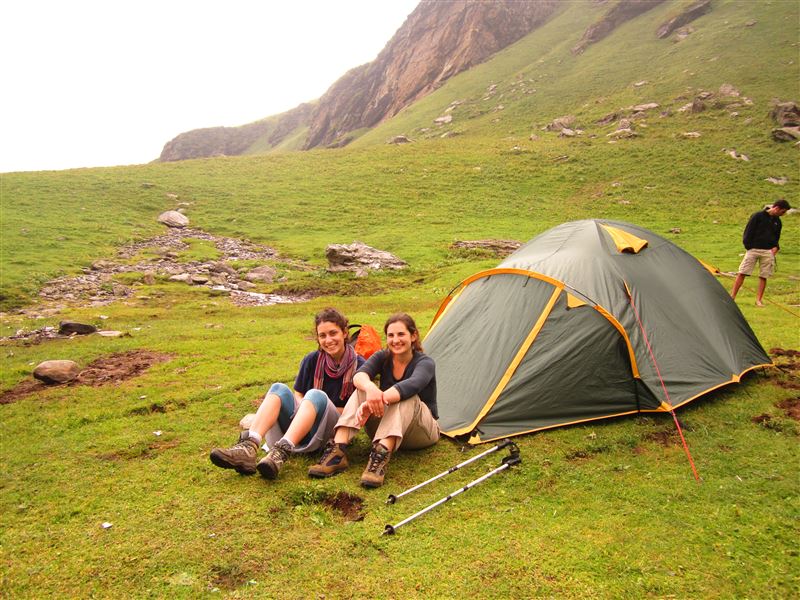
730,199,791,306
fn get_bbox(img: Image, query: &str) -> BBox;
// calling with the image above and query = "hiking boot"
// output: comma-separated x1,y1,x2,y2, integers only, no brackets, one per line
209,431,259,474
360,442,392,488
308,440,349,478
257,439,292,480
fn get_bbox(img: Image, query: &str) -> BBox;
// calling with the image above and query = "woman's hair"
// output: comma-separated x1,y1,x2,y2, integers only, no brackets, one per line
384,312,423,352
314,307,350,342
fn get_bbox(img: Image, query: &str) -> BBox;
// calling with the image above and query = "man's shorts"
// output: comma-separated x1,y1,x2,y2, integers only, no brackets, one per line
737,249,775,278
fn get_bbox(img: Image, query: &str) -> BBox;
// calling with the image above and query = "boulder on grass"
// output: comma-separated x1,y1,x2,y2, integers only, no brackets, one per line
58,321,97,335
326,242,407,274
157,210,189,228
33,360,80,384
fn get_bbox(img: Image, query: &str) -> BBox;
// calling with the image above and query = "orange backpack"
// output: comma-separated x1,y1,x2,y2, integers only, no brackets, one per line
349,324,383,359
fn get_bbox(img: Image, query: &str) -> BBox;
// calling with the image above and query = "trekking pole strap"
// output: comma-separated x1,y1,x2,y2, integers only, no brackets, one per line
386,439,514,504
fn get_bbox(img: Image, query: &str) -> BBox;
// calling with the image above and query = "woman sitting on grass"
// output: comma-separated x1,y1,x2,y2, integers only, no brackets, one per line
309,312,439,488
210,307,365,480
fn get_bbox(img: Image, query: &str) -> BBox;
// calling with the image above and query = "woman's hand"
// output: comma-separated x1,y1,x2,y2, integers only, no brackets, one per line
357,387,386,426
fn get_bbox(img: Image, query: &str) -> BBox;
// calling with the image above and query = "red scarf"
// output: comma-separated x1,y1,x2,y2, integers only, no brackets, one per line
313,344,357,402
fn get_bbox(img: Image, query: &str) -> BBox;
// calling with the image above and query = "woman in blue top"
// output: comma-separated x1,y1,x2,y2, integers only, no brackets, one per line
210,307,365,480
309,313,439,488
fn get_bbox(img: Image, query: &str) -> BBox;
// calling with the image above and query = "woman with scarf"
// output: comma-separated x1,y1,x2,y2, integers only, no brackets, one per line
210,307,365,480
309,312,439,488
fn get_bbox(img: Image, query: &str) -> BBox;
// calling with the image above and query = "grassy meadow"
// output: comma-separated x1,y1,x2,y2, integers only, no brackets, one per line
1,0,798,598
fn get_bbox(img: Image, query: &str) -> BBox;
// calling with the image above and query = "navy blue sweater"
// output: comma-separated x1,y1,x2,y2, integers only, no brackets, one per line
356,349,438,419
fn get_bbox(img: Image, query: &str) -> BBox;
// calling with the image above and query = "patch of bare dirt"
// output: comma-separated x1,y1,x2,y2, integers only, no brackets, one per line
0,380,48,404
323,491,365,522
775,379,800,390
0,349,173,404
776,397,800,421
751,413,772,424
565,449,594,461
770,348,800,373
770,347,800,357
74,350,172,386
97,438,181,461
643,429,680,447
208,564,251,591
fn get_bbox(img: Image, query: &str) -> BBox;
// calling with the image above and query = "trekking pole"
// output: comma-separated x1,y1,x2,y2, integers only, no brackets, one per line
386,439,518,504
382,448,521,535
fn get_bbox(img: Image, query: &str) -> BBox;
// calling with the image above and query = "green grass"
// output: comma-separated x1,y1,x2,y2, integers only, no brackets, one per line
1,0,798,597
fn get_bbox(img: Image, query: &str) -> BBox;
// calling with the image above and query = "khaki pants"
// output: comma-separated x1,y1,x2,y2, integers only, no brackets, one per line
336,390,440,450
737,249,775,278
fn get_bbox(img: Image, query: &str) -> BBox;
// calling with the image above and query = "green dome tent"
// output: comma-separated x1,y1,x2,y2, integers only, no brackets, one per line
425,220,771,445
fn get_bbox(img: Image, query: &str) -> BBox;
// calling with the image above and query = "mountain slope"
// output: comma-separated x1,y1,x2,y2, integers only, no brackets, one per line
352,0,798,147
159,0,797,162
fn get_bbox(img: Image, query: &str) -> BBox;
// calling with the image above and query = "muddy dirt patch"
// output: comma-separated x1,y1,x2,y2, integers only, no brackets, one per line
776,397,800,421
0,380,49,405
0,349,173,404
770,347,800,358
322,491,365,522
643,429,680,447
286,489,365,522
74,350,172,386
770,348,800,373
208,564,251,591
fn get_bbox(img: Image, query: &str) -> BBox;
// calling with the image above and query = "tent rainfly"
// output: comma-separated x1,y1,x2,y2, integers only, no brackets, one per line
425,220,772,445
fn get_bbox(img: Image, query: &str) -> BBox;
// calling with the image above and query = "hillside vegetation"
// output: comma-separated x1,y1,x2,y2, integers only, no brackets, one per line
1,1,798,598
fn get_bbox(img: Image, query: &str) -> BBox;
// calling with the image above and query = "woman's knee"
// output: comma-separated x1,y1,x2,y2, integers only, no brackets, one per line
266,382,295,416
303,389,330,415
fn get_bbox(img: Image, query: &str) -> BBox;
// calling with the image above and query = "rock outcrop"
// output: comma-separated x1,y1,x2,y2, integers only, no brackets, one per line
573,0,668,55
769,101,800,142
326,242,407,275
304,0,560,149
656,0,712,39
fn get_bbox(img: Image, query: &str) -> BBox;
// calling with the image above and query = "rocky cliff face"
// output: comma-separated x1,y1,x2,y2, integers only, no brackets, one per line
160,0,559,160
303,0,560,149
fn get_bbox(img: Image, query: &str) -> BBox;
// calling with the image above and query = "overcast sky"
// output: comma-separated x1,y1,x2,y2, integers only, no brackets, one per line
1,0,419,173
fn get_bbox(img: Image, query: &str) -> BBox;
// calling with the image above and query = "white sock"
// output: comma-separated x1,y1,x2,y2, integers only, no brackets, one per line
278,437,295,449
248,430,263,445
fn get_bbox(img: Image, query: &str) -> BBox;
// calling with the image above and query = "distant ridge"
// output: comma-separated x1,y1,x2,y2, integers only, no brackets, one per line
159,0,560,160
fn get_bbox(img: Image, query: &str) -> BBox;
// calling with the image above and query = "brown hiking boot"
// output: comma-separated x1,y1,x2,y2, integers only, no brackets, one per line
209,431,259,474
360,442,391,488
308,440,349,478
257,439,292,480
